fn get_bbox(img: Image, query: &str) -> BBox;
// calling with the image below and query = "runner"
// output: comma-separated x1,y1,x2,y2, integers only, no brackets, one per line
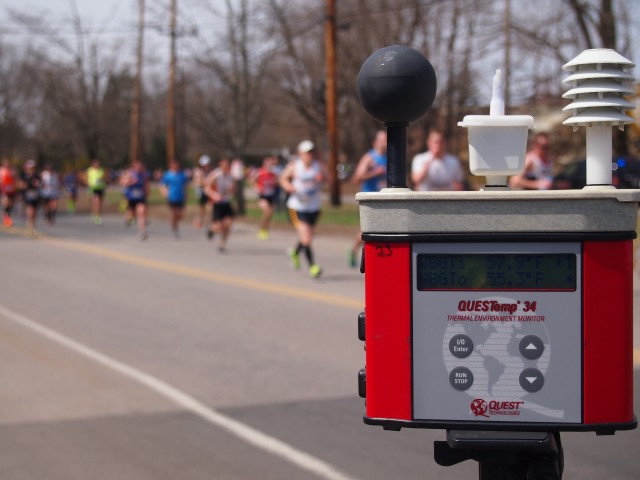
86,158,107,225
348,129,387,268
18,159,41,236
192,155,213,230
204,158,235,253
63,170,79,214
40,163,61,225
120,159,149,240
160,159,189,239
230,157,246,216
252,155,279,240
0,159,17,226
279,140,326,279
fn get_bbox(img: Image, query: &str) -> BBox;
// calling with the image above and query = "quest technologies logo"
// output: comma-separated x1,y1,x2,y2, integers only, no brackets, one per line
470,398,525,418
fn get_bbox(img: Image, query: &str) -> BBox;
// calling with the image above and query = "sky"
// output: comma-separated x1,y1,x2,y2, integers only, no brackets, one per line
0,0,138,35
0,0,228,70
0,0,230,37
1,1,638,89
0,0,150,65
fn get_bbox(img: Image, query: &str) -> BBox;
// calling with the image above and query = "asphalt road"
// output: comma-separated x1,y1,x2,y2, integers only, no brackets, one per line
0,211,639,480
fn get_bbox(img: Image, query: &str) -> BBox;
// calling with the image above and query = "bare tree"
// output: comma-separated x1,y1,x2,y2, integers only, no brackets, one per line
1,0,636,171
0,43,28,159
6,5,131,166
509,0,637,154
186,0,275,158
329,0,492,162
265,0,326,135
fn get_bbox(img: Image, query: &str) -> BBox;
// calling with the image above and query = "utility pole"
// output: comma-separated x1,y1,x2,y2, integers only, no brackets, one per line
167,0,177,164
129,0,145,164
503,0,511,113
324,0,340,206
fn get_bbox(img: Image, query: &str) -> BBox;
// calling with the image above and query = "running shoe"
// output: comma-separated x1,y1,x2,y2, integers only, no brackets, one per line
93,215,103,225
2,213,12,227
287,247,300,270
140,231,148,241
309,264,322,279
206,230,214,240
257,229,269,240
348,249,357,268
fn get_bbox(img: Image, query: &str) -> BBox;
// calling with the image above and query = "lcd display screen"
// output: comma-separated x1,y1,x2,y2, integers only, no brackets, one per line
416,253,577,291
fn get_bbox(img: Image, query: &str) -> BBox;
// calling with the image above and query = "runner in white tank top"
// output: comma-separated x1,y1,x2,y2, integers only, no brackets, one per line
279,140,326,279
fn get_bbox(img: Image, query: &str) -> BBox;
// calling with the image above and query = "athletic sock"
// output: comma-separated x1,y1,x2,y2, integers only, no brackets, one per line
303,245,314,266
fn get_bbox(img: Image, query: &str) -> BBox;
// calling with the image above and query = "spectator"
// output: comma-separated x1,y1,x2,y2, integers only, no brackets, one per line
509,132,553,190
411,130,464,191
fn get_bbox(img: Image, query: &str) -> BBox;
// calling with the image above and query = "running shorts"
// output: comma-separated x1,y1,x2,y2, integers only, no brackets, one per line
212,202,234,221
289,209,320,227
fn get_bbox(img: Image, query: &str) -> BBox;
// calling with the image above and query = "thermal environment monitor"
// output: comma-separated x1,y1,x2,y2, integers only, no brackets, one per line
355,46,638,439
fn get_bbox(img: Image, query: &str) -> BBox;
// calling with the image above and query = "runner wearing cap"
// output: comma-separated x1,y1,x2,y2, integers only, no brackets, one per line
279,140,326,279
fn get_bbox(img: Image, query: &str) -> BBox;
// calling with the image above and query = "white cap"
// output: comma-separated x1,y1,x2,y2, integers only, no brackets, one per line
198,155,211,166
25,159,36,168
297,140,315,153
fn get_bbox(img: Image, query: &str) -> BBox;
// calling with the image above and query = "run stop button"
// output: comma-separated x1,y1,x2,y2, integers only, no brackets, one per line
449,367,474,390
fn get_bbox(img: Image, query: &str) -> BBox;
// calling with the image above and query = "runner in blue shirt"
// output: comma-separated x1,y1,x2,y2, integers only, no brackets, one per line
161,159,189,238
120,159,149,240
348,130,387,267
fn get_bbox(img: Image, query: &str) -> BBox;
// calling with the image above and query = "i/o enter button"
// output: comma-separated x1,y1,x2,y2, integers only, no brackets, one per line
449,334,474,358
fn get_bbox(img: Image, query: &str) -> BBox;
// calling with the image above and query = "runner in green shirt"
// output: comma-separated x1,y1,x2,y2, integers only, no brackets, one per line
86,158,107,224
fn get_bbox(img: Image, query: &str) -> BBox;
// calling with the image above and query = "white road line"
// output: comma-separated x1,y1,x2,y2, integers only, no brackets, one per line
0,304,360,480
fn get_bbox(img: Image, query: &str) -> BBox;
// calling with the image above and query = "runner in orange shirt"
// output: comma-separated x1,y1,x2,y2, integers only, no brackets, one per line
0,159,17,227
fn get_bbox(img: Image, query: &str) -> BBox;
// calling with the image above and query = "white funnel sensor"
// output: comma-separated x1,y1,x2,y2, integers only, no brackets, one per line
562,49,636,186
459,69,534,189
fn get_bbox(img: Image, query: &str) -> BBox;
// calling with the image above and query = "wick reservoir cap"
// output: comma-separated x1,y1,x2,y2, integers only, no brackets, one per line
490,69,505,116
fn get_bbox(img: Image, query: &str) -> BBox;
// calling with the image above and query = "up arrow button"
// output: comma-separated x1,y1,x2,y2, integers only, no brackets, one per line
519,335,545,360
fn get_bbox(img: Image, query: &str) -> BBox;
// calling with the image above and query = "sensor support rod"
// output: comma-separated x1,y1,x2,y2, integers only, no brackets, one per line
586,125,613,186
386,122,408,188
